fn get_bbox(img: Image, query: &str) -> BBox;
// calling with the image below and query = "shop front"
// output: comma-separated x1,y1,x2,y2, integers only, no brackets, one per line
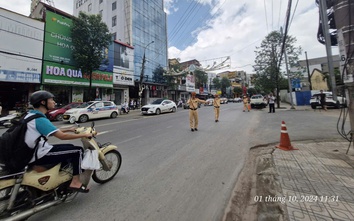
42,61,113,105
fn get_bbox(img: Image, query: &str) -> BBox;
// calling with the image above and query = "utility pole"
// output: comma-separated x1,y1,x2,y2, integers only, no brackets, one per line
319,0,337,101
281,26,295,109
305,51,312,90
139,41,154,108
332,0,354,141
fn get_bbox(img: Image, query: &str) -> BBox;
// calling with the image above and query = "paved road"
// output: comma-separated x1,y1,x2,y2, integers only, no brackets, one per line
12,103,345,221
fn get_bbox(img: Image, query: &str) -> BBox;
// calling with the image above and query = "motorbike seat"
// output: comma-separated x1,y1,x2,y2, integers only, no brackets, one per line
30,164,57,173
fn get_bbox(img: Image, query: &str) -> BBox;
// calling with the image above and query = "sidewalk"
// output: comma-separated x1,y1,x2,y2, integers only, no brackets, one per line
271,140,354,221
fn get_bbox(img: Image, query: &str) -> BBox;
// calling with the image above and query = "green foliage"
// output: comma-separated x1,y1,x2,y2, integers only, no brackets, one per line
152,65,166,83
194,69,208,88
233,87,243,96
247,88,257,96
253,31,302,96
71,12,112,100
212,77,221,89
220,77,231,95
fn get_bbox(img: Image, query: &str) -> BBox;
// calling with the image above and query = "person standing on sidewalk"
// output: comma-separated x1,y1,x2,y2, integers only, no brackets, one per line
319,90,327,111
187,92,207,132
243,95,250,112
213,94,221,122
268,93,275,113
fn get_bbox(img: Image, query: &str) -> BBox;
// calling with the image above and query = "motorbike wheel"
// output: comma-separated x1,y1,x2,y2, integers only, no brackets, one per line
92,150,122,184
0,187,12,216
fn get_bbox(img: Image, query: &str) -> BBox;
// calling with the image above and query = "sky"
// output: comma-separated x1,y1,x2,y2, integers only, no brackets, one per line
0,0,339,74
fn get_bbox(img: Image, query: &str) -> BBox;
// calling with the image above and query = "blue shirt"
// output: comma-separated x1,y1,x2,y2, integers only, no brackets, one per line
25,110,58,163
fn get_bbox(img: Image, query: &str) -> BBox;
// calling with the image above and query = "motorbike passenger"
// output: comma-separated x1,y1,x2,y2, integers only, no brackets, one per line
27,90,93,193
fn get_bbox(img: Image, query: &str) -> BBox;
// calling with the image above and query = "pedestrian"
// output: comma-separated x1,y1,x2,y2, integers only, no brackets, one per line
213,94,221,122
268,93,275,113
319,90,327,111
187,92,207,131
243,95,250,112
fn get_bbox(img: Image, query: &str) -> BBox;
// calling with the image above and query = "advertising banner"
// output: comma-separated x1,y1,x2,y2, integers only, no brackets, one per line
44,11,75,66
186,72,195,92
42,61,113,87
0,8,44,83
113,42,134,70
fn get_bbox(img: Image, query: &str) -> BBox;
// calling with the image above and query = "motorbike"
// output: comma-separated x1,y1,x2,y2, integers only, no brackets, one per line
0,122,122,221
0,113,19,128
121,105,129,114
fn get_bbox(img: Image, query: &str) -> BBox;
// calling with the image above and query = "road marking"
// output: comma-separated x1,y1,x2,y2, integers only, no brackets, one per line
118,135,142,144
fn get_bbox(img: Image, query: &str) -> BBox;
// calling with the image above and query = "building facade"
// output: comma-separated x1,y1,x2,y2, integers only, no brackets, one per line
74,0,168,105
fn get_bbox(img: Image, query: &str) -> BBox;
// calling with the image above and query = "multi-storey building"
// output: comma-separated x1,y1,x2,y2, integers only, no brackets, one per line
74,0,168,105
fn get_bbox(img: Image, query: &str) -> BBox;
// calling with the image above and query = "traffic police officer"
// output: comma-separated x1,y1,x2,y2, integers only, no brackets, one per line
213,94,221,122
187,92,206,131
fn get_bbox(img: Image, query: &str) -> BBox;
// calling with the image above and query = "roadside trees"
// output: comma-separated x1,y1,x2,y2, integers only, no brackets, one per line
71,12,112,101
253,31,301,107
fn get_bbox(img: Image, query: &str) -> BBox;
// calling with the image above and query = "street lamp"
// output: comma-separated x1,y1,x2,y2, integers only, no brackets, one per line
139,41,154,108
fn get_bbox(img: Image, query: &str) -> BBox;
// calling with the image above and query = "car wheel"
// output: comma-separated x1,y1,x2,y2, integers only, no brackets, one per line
156,109,161,115
56,114,63,121
78,115,88,123
172,107,176,113
311,104,317,109
110,112,118,118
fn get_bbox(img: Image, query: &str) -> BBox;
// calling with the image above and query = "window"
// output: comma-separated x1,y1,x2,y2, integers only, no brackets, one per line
112,16,117,27
88,3,92,12
112,1,117,11
112,32,117,40
99,10,103,17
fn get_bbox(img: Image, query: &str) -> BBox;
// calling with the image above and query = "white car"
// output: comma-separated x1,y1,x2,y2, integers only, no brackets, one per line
204,98,214,106
141,99,177,115
310,92,346,109
62,101,119,123
250,94,267,108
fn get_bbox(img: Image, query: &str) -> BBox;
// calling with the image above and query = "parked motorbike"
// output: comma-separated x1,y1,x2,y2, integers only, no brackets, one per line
0,122,122,221
0,113,19,128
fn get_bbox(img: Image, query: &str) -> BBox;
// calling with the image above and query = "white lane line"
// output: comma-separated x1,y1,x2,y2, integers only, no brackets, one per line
118,135,142,144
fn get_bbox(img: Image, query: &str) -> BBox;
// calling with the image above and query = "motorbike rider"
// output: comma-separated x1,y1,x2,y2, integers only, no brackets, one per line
122,99,129,113
27,90,93,193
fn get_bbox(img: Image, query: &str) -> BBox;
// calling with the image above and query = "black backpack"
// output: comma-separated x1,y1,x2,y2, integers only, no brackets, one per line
0,113,46,173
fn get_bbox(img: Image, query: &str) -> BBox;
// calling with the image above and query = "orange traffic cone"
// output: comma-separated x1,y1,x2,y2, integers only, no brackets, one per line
276,121,298,151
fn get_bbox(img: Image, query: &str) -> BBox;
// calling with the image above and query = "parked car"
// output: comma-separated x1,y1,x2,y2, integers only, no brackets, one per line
250,94,267,108
204,98,214,106
141,99,177,115
220,97,228,104
234,97,242,103
46,102,83,121
309,92,346,109
62,101,119,123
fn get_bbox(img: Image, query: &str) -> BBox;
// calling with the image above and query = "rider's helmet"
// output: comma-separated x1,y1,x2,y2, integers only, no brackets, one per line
30,90,55,109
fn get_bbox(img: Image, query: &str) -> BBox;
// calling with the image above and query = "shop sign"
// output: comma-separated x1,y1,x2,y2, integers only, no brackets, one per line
42,61,113,88
113,70,134,86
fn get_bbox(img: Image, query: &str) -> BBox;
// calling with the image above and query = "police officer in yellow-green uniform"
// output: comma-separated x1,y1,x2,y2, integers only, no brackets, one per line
187,92,207,132
213,94,221,122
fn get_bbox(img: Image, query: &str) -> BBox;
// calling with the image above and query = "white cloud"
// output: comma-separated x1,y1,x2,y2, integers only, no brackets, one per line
168,0,334,73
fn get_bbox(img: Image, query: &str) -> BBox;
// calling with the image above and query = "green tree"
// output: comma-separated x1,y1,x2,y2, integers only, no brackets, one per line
247,88,257,96
253,31,301,106
220,77,231,96
71,12,112,101
212,77,221,90
152,65,166,83
194,69,208,88
233,87,243,97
